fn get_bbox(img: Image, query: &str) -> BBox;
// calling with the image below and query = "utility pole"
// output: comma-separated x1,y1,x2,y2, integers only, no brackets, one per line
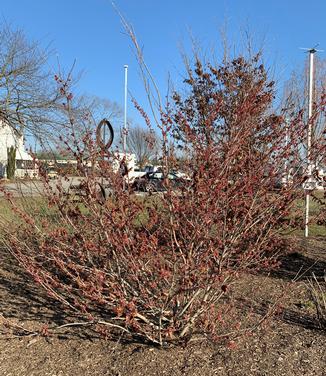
123,64,128,155
303,48,320,237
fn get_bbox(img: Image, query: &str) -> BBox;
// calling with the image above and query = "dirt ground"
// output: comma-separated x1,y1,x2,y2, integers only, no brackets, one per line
0,237,325,376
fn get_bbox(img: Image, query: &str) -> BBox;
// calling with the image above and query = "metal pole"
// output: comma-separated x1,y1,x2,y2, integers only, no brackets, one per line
305,49,315,237
285,119,289,185
123,65,128,154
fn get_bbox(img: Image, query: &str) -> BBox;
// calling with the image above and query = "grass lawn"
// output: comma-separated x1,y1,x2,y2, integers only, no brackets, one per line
289,190,326,237
0,190,325,234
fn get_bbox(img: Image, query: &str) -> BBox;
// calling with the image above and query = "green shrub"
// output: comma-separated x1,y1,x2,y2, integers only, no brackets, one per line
6,146,16,179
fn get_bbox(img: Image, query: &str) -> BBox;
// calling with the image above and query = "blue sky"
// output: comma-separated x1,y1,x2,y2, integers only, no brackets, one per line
1,0,326,128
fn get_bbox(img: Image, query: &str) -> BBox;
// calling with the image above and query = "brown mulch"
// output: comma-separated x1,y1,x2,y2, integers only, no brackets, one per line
0,238,325,376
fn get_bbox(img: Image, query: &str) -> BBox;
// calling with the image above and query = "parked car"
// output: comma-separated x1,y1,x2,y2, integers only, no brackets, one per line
132,171,189,192
144,165,163,173
47,168,58,179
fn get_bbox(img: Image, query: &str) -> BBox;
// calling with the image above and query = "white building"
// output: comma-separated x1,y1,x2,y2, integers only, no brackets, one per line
0,119,37,179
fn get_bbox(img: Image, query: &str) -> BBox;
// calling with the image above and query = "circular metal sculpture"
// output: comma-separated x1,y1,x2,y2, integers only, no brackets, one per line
96,118,114,152
95,118,115,201
71,119,115,202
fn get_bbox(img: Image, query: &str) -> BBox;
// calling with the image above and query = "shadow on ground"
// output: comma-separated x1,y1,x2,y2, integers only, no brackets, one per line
0,247,63,321
0,247,143,343
267,237,326,281
0,247,99,339
272,252,326,280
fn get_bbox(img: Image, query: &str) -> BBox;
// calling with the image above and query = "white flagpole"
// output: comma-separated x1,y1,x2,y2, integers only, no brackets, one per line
123,64,128,155
305,49,315,238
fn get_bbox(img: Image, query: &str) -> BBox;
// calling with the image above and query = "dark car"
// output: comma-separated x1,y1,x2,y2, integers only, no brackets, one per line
132,171,189,192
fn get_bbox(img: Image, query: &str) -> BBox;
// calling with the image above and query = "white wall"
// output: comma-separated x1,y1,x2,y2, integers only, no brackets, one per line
0,119,35,178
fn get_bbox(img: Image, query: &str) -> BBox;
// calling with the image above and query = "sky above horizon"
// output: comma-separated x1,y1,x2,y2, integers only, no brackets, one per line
1,0,326,130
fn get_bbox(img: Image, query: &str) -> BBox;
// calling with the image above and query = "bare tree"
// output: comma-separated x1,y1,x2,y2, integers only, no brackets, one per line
281,56,326,141
35,94,124,159
0,23,123,152
64,94,123,136
126,125,159,168
72,94,121,124
0,24,70,141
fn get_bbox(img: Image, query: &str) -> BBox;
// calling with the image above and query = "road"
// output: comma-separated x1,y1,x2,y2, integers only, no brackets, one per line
0,177,146,198
0,177,84,198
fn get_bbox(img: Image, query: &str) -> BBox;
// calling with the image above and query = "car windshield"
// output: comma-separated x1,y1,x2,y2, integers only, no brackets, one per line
151,172,163,179
148,172,178,180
